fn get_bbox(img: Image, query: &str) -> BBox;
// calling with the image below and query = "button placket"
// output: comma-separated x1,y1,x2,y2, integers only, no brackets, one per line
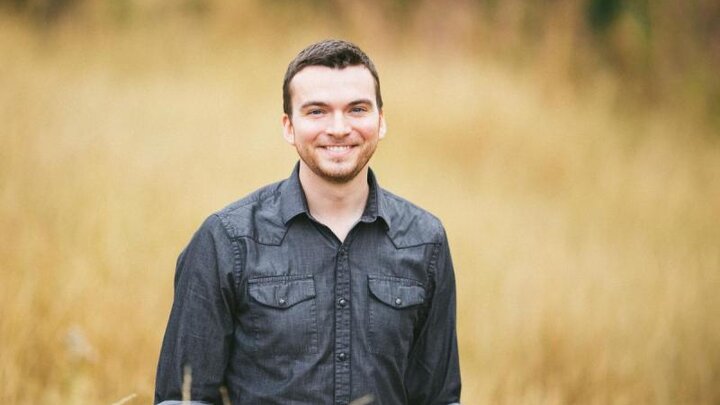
334,244,351,404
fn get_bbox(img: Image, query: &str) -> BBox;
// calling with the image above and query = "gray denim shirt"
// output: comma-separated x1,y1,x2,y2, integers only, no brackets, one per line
155,164,461,405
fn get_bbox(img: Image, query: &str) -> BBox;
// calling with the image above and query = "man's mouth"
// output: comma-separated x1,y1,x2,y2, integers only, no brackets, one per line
322,145,354,152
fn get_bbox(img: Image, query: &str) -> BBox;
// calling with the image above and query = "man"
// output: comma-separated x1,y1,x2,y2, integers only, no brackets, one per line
155,39,461,405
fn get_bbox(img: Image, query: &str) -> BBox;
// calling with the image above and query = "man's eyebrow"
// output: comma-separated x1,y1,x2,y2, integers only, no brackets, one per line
348,99,373,106
300,101,330,109
299,99,374,109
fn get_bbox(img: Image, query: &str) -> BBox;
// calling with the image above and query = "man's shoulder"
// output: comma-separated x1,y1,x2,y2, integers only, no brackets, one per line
218,180,283,216
379,187,447,248
195,179,449,248
205,180,288,245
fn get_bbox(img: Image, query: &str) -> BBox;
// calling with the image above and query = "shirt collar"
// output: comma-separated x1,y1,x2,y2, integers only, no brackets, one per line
279,162,310,225
279,162,391,230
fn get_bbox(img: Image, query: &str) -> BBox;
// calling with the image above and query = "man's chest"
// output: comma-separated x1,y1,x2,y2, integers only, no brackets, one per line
231,220,437,357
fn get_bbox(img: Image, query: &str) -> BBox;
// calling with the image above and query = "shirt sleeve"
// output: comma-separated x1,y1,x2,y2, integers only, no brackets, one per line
155,215,237,404
405,229,462,404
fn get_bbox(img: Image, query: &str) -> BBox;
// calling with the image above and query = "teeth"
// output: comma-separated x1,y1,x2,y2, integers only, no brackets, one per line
325,146,351,152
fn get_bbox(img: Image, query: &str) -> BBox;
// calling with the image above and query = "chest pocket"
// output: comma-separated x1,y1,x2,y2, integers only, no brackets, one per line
248,275,318,355
367,275,426,357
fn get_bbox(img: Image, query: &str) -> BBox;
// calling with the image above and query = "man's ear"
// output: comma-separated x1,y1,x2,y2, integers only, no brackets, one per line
282,114,295,145
379,112,387,140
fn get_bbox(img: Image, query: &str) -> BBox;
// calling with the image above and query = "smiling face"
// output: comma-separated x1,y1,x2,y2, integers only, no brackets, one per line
282,65,387,184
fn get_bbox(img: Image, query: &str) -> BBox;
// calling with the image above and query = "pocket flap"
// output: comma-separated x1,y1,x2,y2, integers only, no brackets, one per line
248,275,316,309
368,275,426,309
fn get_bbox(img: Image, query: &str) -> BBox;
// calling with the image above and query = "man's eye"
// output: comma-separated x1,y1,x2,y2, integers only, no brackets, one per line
308,109,324,116
351,107,368,113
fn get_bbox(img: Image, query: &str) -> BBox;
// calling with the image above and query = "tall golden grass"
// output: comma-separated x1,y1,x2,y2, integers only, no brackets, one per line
1,6,719,404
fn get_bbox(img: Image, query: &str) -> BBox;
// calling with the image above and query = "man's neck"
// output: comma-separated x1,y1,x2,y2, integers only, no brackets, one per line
298,163,370,242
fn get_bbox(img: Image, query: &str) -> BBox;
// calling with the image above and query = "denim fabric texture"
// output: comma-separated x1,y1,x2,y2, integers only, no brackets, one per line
155,163,461,405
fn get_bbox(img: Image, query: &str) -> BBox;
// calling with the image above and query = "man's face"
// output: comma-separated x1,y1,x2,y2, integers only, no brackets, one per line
282,65,386,184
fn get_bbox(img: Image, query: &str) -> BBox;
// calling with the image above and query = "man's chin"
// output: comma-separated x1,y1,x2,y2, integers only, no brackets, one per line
315,165,363,184
299,155,369,184
320,171,359,184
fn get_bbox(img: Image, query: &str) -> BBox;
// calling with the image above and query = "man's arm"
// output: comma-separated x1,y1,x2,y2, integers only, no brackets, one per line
405,229,462,405
155,215,237,405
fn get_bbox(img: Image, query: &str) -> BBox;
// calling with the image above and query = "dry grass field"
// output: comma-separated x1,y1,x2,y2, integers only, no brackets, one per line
1,4,720,404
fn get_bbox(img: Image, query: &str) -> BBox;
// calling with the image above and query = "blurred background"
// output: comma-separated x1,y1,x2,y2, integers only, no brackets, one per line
1,0,719,403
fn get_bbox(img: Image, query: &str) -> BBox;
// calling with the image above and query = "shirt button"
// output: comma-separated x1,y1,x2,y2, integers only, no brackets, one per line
338,298,348,307
278,298,287,306
337,352,347,361
394,297,403,306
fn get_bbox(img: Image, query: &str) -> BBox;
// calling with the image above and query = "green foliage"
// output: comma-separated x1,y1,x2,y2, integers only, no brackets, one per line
0,0,717,129
0,0,78,22
586,0,622,33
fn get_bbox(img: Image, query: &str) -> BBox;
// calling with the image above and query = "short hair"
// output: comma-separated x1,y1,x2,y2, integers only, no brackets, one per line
283,39,383,117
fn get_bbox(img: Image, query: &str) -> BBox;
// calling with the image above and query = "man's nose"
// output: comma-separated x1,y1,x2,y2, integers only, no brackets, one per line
327,112,351,136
